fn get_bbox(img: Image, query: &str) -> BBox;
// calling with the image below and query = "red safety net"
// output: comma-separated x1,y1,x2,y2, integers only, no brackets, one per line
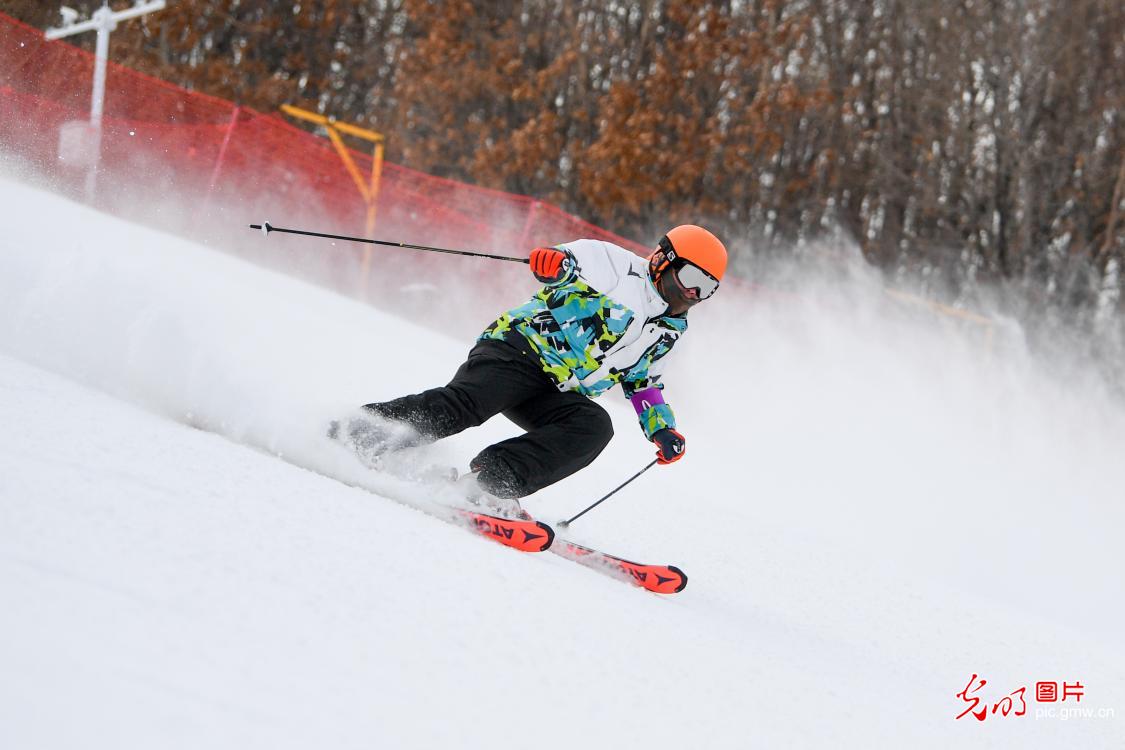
0,11,656,326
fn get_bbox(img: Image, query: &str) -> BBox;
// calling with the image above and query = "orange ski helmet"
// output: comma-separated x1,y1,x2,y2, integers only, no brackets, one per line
649,225,727,309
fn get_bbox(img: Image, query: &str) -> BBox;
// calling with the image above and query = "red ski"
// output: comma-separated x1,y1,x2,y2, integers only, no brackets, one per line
551,540,687,594
456,509,555,553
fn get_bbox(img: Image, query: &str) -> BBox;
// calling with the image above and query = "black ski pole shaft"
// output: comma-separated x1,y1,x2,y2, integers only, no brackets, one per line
248,221,529,264
558,459,659,528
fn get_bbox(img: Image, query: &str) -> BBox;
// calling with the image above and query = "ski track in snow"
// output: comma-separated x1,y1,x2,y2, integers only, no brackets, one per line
0,175,1123,749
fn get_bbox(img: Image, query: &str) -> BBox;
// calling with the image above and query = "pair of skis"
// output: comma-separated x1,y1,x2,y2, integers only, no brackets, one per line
456,508,687,595
323,430,686,595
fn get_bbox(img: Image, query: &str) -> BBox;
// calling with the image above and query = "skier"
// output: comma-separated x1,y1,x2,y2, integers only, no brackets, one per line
332,224,727,514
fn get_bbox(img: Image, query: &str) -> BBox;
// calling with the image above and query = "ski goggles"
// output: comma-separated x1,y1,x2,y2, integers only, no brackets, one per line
655,237,721,301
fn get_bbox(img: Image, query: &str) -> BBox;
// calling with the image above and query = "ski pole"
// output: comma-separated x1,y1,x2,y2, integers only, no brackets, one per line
248,221,529,264
557,459,659,528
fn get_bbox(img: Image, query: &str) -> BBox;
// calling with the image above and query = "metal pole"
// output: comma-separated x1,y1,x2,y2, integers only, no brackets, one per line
557,460,659,528
45,1,166,203
89,6,113,127
85,6,113,201
249,221,530,264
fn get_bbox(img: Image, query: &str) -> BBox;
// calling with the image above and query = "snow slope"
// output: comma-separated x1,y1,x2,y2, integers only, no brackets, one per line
1,175,1123,748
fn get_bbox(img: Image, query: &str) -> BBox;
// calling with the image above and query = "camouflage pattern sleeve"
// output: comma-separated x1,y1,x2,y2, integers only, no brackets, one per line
620,317,686,437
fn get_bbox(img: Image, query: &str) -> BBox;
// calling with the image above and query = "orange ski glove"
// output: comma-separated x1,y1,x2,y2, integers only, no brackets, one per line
529,246,574,284
652,428,686,464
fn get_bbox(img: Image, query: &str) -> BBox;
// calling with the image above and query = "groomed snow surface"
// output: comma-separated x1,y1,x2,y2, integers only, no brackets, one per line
1,175,1123,749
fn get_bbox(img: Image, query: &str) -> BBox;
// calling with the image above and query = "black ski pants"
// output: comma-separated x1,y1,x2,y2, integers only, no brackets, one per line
364,339,613,498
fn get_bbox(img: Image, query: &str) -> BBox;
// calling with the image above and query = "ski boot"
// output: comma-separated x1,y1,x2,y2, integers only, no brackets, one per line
455,471,530,520
327,412,416,467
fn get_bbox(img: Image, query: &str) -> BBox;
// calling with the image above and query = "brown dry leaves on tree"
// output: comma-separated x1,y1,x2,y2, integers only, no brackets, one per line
7,0,1124,315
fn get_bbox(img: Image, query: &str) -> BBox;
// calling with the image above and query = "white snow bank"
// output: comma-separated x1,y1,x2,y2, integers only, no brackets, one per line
1,175,1123,748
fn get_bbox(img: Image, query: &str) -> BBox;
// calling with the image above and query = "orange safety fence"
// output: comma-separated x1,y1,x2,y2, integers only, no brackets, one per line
0,10,655,327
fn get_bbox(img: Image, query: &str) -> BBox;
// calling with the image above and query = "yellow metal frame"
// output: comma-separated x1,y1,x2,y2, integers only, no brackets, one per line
281,104,385,281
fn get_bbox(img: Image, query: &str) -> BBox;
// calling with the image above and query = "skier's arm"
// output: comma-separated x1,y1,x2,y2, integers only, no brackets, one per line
532,239,634,290
620,318,682,434
556,239,638,292
622,320,687,462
